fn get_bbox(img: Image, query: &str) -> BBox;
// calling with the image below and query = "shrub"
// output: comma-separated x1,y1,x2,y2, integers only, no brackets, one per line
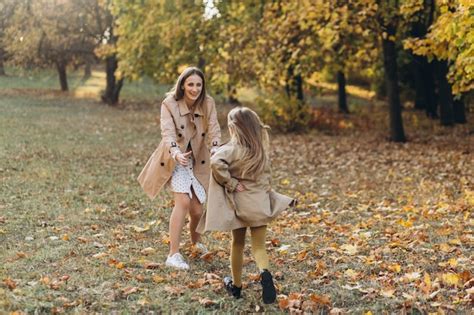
255,92,311,132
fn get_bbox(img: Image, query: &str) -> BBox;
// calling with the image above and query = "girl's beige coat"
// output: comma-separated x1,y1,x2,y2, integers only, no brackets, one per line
197,143,294,232
138,95,221,200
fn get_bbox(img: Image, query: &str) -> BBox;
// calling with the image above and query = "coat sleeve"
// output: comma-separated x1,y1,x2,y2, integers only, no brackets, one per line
160,101,181,158
207,98,221,151
210,147,239,192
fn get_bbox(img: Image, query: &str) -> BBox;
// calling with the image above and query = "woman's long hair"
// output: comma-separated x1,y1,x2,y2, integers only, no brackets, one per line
227,107,270,179
167,67,207,108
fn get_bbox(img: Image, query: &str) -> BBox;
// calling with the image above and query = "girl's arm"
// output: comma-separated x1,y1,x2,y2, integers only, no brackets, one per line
210,147,239,192
160,102,181,159
207,97,221,154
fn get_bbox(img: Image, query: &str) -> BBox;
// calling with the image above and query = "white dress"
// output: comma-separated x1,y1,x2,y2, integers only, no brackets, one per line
170,156,206,204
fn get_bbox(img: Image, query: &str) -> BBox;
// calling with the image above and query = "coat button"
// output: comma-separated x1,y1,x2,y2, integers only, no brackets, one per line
160,162,165,166
178,133,182,137
201,132,205,137
181,125,184,129
201,160,205,164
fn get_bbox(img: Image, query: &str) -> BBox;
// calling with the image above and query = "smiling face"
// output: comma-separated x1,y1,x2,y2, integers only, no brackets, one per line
182,74,203,106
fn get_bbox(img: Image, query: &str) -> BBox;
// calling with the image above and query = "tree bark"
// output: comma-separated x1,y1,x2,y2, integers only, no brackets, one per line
285,64,304,101
198,56,206,72
434,60,454,126
83,60,92,79
337,70,349,113
453,97,467,124
0,48,6,76
423,61,438,118
56,59,69,91
382,27,406,142
101,54,123,105
226,83,240,105
413,55,426,110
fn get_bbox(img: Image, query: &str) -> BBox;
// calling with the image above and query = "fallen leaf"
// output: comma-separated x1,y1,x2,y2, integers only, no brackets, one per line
441,273,460,287
199,297,215,307
340,244,358,255
93,252,108,259
164,285,184,295
402,272,421,282
144,262,160,270
380,288,396,297
140,247,155,255
131,225,150,233
387,263,401,273
121,286,138,296
16,252,27,259
3,278,16,290
309,293,331,305
279,298,290,309
152,275,166,283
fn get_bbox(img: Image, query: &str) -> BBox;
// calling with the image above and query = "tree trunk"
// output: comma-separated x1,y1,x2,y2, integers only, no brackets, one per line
382,28,406,142
56,60,69,91
0,48,6,76
453,97,467,124
226,83,240,105
434,60,454,126
285,65,304,101
198,56,206,72
337,70,349,113
413,55,426,110
101,54,123,105
423,61,438,118
83,60,92,80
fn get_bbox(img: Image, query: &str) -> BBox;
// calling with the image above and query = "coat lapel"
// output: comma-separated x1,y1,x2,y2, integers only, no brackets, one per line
178,99,190,116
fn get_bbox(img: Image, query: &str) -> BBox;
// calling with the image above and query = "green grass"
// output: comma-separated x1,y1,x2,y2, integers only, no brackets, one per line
0,66,169,102
0,73,473,313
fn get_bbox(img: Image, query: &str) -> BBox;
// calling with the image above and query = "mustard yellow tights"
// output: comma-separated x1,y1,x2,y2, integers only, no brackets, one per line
231,225,269,287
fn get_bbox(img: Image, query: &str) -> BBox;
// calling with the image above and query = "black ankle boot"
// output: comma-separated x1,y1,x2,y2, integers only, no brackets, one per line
260,269,276,304
224,277,242,299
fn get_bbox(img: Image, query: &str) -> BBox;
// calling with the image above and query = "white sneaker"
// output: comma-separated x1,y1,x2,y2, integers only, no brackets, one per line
194,242,209,255
165,253,189,270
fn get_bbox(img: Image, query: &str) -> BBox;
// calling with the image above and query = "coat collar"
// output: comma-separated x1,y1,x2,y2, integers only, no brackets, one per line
178,98,204,117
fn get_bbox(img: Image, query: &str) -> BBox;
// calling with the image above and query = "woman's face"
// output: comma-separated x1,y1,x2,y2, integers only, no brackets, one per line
182,74,203,104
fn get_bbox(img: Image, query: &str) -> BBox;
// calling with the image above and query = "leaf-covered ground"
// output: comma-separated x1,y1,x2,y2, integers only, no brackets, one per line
0,93,473,313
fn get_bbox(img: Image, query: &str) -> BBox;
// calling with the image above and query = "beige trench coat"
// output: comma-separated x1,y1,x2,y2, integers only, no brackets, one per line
137,95,221,200
197,143,294,233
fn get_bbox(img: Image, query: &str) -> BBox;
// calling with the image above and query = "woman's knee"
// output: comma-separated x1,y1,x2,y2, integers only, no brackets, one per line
189,204,203,219
174,193,191,210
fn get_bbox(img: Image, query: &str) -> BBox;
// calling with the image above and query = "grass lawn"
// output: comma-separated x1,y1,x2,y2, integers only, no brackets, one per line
0,73,473,313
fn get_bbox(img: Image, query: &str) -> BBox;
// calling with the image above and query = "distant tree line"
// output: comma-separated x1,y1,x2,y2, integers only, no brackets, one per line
0,0,471,141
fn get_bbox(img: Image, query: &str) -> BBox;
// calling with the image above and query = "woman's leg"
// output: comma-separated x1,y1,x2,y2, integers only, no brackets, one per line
189,189,203,244
249,225,269,271
231,228,247,287
169,193,191,256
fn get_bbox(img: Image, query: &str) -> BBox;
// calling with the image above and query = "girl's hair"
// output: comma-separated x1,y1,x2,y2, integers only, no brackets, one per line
227,107,270,178
167,67,207,108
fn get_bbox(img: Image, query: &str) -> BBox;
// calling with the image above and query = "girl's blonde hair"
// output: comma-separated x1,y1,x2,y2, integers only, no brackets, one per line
227,107,270,178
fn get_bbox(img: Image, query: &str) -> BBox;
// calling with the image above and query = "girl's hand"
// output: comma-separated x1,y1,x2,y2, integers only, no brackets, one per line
176,151,192,166
235,182,246,192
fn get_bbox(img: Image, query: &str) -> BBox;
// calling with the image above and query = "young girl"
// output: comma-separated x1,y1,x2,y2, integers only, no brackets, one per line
197,107,294,304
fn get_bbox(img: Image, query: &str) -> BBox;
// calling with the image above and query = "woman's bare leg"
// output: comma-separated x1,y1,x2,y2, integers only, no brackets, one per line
189,190,203,244
169,193,191,256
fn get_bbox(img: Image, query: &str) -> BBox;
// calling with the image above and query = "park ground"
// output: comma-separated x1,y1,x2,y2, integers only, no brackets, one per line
0,69,473,313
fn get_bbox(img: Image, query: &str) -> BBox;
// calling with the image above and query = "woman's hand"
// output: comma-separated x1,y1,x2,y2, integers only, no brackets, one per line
235,182,246,192
175,151,192,166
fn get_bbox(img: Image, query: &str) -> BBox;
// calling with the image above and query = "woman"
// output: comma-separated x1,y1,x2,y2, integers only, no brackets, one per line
138,67,221,270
